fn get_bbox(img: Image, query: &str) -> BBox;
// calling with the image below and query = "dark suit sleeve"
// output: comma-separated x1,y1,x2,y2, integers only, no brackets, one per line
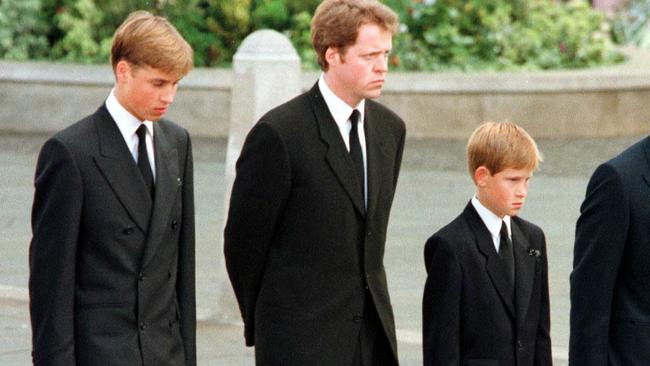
422,234,462,366
29,137,82,365
177,130,196,366
535,230,552,366
570,163,628,366
223,122,291,346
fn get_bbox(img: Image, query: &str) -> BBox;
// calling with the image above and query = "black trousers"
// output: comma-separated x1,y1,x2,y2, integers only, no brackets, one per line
352,291,397,366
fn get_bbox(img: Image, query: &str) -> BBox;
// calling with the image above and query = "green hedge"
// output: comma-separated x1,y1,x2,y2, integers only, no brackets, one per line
612,0,650,50
0,0,624,71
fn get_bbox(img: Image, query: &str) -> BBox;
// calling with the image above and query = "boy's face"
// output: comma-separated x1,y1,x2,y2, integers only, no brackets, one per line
476,166,532,218
324,23,392,107
115,61,180,122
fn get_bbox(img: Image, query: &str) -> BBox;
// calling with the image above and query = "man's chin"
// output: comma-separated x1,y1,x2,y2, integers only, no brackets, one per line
508,208,522,217
364,90,382,100
149,113,165,121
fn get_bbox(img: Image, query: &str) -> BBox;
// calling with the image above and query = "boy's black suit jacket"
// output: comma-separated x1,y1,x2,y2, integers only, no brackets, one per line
29,105,196,366
423,203,552,366
224,83,406,365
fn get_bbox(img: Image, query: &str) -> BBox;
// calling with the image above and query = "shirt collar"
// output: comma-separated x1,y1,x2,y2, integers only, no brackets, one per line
105,88,154,141
318,74,365,128
471,195,511,238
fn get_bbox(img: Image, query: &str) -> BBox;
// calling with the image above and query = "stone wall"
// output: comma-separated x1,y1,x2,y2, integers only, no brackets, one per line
2,60,650,139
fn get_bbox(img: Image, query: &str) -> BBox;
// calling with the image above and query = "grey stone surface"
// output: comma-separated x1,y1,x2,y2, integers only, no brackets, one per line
3,47,650,140
3,130,644,365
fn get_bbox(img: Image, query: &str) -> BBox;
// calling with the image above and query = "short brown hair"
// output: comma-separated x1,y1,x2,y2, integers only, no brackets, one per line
311,0,399,71
111,10,193,78
467,121,542,178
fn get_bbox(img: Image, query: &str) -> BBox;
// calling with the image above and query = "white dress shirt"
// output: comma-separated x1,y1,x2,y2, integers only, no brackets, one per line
318,74,367,205
105,89,156,181
471,195,511,253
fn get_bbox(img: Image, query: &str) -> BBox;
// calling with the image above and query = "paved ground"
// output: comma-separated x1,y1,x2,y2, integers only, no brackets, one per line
1,130,647,365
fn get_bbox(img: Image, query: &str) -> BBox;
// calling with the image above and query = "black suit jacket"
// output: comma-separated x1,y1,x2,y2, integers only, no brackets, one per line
224,83,406,365
423,203,552,366
570,136,650,365
29,105,196,366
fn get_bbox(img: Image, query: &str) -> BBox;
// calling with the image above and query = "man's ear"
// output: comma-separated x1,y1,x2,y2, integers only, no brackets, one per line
115,60,131,84
325,47,340,67
474,166,491,187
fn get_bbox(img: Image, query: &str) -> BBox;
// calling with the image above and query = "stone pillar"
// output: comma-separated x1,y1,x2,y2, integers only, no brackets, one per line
215,30,301,321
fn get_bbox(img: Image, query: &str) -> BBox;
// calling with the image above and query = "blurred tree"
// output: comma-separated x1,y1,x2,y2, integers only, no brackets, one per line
50,0,111,63
0,0,625,71
0,0,49,60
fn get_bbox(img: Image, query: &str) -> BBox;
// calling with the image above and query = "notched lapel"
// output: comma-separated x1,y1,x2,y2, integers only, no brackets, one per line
93,108,152,233
512,221,536,321
642,137,650,188
311,86,366,217
464,204,516,317
141,124,181,269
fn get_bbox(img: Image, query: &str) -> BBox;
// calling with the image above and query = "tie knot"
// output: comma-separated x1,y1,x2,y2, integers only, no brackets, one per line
136,124,148,140
349,109,360,126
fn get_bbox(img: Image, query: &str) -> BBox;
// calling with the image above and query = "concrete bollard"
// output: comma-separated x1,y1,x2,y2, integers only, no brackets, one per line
215,30,301,321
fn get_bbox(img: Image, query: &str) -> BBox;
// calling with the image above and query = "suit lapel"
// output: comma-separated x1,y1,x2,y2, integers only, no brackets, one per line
141,123,180,269
311,84,366,217
512,220,536,322
464,203,515,317
364,104,389,218
93,105,152,233
641,137,650,188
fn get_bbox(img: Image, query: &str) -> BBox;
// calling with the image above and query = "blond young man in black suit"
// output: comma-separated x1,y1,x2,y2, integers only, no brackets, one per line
224,1,406,365
29,11,196,366
423,122,552,366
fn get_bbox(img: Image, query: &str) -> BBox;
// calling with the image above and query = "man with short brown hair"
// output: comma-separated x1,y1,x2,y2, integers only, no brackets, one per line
224,0,405,365
29,11,196,366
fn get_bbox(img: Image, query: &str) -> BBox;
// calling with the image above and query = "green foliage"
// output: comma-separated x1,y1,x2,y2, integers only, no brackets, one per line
287,10,318,69
0,0,624,71
612,0,650,49
0,0,49,60
392,0,623,71
50,0,110,63
252,0,290,30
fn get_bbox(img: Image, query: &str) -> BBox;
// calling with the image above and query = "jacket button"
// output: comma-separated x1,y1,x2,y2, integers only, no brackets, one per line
138,272,145,281
517,340,523,350
353,315,363,323
123,226,134,235
171,220,178,230
367,231,372,237
140,321,146,330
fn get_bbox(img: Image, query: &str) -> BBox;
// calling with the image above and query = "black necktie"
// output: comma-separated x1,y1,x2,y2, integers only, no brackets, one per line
349,110,365,204
499,220,515,285
136,125,154,198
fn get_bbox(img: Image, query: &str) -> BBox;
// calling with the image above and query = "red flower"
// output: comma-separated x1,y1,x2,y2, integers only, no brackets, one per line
390,55,400,67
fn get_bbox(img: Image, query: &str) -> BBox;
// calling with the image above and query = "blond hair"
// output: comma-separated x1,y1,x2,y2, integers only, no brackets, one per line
111,10,193,78
311,0,399,71
467,121,542,178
